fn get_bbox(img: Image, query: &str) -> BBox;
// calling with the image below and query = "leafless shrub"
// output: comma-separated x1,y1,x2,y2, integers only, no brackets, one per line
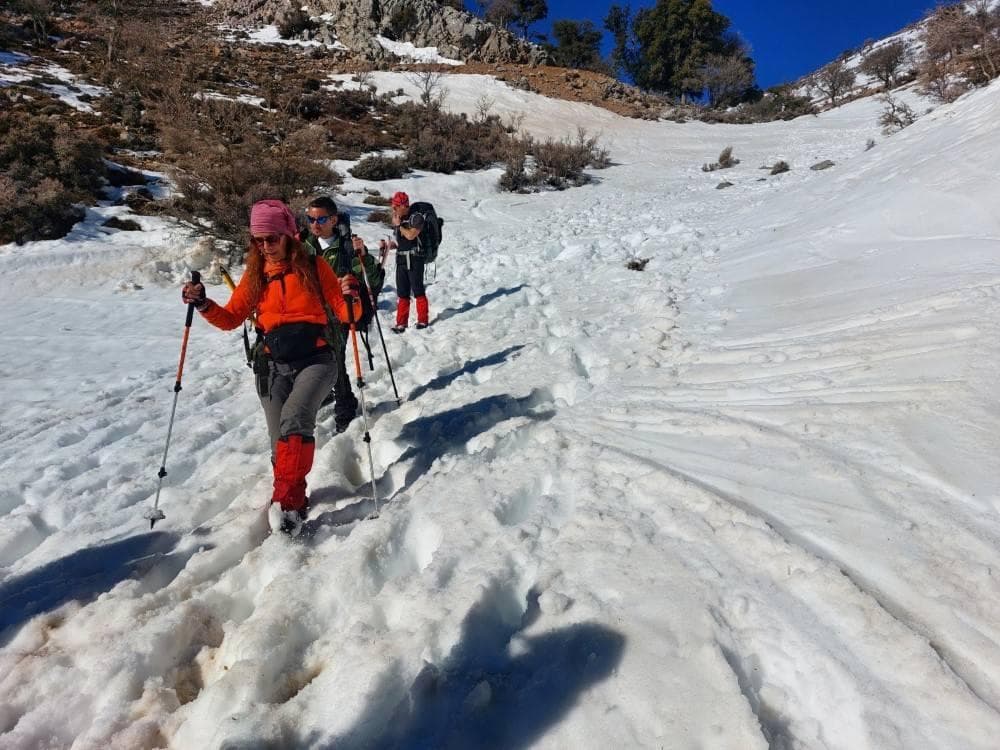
150,85,336,244
498,142,532,193
919,1,999,99
474,94,496,123
859,40,909,88
703,146,739,172
878,94,917,134
698,52,757,108
810,60,857,106
363,194,391,206
407,70,448,107
769,160,790,175
498,129,609,192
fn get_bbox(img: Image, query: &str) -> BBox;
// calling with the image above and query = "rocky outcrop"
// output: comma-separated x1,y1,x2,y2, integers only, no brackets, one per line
218,0,547,65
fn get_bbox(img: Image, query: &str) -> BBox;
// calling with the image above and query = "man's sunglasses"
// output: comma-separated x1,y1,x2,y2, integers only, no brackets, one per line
306,215,332,225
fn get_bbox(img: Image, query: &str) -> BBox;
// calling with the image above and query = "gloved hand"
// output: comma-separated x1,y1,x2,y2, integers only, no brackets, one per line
182,281,207,310
340,274,360,299
407,212,425,230
351,235,366,255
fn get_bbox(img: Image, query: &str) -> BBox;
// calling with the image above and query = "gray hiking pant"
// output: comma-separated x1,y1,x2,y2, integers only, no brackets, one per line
260,352,338,460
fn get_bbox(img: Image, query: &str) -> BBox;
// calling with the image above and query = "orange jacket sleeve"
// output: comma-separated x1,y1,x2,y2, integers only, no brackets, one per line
316,257,363,324
200,275,255,331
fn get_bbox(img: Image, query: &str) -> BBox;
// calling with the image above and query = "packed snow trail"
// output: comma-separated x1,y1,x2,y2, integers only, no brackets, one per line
2,75,1000,748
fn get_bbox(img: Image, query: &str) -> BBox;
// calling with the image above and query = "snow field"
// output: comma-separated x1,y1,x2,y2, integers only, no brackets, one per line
1,71,1000,748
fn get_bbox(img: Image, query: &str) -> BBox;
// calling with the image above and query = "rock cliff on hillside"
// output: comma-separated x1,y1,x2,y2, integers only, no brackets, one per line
219,0,547,64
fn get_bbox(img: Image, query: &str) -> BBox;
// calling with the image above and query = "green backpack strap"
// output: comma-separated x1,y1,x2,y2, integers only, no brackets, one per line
310,255,345,353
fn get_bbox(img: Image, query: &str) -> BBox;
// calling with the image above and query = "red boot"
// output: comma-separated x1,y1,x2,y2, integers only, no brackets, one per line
393,297,410,333
415,296,429,329
272,434,315,513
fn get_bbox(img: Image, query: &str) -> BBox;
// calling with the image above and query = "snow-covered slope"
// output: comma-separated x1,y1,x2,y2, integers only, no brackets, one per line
1,70,999,749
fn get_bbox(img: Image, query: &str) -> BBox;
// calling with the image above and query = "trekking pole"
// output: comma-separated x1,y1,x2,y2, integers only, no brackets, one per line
345,296,381,518
220,266,252,367
144,270,200,529
354,240,401,405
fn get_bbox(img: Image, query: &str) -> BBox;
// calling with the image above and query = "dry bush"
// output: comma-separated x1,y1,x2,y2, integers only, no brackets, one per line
12,0,53,45
810,60,857,106
362,194,391,206
703,146,739,172
394,103,514,174
0,110,108,243
150,85,337,244
769,160,790,175
919,1,1000,99
878,94,917,134
859,40,909,88
498,142,532,193
407,70,448,107
366,209,393,226
349,154,410,181
499,129,610,192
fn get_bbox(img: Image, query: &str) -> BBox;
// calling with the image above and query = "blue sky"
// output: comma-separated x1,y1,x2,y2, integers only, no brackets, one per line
471,0,936,88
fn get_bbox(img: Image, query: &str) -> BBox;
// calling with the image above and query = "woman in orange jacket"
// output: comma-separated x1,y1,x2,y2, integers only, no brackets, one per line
182,199,362,534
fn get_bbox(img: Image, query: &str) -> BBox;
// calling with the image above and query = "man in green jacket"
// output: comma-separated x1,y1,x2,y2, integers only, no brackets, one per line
302,196,385,433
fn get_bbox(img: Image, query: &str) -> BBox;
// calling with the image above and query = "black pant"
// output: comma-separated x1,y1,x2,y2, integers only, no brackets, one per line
333,325,358,423
396,252,426,299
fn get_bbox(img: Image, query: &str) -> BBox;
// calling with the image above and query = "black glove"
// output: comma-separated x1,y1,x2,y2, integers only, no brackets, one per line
182,282,207,310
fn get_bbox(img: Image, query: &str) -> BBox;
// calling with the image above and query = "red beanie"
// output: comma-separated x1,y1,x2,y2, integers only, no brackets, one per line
249,199,297,237
391,191,410,207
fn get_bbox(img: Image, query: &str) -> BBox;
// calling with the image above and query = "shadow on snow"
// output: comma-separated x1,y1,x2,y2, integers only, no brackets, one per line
434,284,529,324
288,583,626,750
305,390,554,533
0,531,186,644
408,344,525,402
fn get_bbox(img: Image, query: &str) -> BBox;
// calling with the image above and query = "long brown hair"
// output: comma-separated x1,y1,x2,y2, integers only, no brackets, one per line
243,235,322,309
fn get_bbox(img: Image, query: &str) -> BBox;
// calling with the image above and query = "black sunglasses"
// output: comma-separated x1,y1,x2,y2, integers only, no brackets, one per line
306,215,332,225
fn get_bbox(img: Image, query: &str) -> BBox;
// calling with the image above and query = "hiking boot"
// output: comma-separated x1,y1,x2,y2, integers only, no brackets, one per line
391,325,407,334
415,322,429,330
279,507,306,536
335,412,356,433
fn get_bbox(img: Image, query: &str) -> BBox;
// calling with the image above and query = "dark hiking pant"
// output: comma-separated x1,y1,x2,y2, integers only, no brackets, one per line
333,325,359,426
395,251,426,299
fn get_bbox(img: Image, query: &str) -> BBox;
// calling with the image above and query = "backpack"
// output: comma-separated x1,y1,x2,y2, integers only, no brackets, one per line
408,201,443,263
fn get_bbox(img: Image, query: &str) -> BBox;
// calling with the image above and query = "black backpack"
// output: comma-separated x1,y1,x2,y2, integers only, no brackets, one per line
408,201,443,263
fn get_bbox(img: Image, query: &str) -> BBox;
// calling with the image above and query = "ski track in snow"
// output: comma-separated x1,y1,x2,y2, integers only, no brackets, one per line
2,73,1000,749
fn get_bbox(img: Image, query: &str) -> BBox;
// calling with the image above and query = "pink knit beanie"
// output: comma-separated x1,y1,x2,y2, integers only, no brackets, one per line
249,199,298,237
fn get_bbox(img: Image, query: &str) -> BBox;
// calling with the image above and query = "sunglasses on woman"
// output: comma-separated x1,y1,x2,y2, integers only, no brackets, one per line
251,234,283,247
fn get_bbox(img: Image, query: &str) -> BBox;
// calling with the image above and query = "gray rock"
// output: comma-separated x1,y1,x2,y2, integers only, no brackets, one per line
810,160,836,171
217,0,547,64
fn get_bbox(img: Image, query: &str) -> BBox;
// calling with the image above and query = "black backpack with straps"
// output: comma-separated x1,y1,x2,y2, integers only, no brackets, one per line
408,201,443,263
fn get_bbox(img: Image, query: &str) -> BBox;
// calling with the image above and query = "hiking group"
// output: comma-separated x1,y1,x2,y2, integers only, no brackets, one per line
180,191,440,534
